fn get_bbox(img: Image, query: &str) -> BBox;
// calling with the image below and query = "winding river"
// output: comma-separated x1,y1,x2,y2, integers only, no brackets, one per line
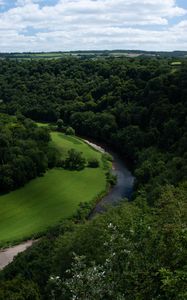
84,140,135,216
0,140,134,270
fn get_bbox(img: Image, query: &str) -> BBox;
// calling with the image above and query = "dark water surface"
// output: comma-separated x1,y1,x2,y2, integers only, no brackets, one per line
88,142,135,216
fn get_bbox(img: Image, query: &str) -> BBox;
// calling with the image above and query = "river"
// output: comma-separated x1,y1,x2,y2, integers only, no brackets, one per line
84,140,135,216
0,140,134,270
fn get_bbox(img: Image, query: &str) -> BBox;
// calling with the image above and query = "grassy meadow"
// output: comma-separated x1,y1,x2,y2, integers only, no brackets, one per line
0,131,106,246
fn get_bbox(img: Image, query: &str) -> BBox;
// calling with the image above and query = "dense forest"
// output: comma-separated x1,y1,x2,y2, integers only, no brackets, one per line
0,57,186,299
0,114,58,193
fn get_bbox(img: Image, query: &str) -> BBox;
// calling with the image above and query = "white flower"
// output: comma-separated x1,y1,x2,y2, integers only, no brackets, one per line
123,249,131,254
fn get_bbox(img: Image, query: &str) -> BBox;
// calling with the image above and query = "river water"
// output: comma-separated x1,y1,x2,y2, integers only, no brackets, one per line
85,141,135,216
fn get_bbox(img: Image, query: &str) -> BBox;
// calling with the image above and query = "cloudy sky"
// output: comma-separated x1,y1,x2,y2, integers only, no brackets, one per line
0,0,187,52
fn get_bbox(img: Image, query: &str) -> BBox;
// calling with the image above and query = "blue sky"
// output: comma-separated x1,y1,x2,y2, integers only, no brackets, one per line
0,0,187,52
177,0,187,9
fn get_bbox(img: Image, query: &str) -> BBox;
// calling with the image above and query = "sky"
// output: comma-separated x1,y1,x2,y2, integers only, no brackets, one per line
0,0,187,52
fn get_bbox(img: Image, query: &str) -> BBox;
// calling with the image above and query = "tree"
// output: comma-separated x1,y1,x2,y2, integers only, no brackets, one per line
64,149,86,170
65,127,75,136
57,119,64,131
0,114,53,192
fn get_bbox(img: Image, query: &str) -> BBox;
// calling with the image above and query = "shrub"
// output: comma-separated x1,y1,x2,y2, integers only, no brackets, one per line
88,158,99,168
56,119,64,130
102,153,113,162
65,127,75,136
64,149,86,170
106,171,117,186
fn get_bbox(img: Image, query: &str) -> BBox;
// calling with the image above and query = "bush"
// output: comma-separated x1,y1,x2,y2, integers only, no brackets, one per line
106,171,117,186
65,127,75,136
102,153,113,170
64,149,86,170
102,153,113,162
88,158,99,168
56,119,64,130
56,159,65,168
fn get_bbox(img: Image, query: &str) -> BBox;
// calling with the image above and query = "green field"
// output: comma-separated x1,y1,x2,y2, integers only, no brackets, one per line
0,132,106,245
171,61,182,66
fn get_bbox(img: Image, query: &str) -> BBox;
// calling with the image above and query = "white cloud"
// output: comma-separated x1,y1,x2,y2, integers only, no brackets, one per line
0,0,186,51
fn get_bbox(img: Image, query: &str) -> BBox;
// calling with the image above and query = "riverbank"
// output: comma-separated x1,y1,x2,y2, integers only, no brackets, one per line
90,150,134,216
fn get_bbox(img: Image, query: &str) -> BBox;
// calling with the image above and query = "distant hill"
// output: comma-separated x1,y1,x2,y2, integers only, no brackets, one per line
0,50,187,60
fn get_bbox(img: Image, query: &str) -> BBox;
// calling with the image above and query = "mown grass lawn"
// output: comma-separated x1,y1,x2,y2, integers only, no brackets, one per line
0,132,106,245
51,132,102,160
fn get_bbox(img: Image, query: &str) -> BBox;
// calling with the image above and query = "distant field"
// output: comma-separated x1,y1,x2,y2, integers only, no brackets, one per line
0,132,106,245
0,51,187,60
3,53,67,60
171,61,182,66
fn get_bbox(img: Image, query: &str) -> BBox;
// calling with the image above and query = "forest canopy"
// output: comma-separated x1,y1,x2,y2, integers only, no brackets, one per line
0,114,58,192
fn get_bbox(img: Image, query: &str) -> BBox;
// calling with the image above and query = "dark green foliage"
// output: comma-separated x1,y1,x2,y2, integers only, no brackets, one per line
106,171,117,186
0,114,57,192
87,158,99,168
64,149,86,170
102,153,113,162
65,126,75,136
56,119,64,131
46,147,60,169
101,153,112,170
48,184,187,300
0,277,41,300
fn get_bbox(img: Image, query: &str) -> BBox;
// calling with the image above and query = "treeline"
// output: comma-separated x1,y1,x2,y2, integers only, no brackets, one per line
0,114,58,192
